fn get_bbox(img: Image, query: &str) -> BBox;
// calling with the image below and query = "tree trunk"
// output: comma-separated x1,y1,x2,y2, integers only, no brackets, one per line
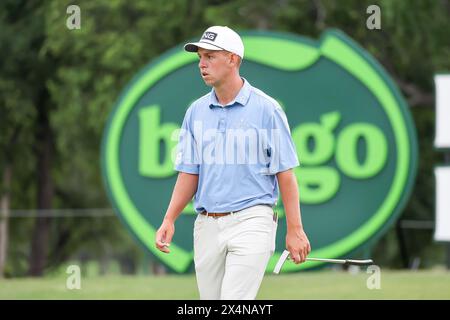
0,165,12,278
28,98,54,277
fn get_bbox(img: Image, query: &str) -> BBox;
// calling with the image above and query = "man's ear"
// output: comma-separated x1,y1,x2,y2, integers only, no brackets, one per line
230,53,240,67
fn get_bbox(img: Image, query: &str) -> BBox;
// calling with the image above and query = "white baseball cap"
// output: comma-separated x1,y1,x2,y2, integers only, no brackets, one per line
184,26,244,59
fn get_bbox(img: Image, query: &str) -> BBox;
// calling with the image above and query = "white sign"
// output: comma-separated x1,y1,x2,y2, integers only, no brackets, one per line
434,75,450,148
434,74,450,242
435,167,450,241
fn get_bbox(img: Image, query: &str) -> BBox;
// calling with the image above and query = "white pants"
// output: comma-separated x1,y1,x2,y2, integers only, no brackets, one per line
193,204,278,300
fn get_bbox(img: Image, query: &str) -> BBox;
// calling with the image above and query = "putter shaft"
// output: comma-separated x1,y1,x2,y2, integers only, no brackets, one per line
273,250,374,274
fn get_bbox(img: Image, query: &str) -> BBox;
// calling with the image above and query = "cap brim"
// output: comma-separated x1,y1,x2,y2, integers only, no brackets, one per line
184,42,223,53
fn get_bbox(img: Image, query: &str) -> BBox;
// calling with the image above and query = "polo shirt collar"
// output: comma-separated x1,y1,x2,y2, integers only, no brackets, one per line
209,78,252,109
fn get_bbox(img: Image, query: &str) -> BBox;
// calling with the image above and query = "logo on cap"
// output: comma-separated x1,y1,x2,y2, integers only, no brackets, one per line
202,32,217,41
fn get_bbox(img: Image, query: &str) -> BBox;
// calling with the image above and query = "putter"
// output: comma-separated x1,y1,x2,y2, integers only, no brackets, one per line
273,250,374,274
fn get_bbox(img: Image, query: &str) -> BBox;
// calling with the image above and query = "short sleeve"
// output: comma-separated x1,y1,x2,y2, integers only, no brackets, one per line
174,106,200,174
265,106,300,174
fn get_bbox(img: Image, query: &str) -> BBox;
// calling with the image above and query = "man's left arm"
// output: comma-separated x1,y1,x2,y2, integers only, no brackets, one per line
276,169,311,264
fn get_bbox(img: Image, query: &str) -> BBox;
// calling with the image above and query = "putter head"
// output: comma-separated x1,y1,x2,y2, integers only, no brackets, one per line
273,250,290,274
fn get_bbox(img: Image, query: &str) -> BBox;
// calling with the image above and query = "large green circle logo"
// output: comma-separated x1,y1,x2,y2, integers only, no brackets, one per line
101,29,418,273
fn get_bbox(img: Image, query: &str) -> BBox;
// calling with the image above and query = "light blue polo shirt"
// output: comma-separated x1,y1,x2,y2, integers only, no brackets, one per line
174,78,299,213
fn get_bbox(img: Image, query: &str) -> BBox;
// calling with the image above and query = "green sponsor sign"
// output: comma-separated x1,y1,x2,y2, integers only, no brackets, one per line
101,29,418,273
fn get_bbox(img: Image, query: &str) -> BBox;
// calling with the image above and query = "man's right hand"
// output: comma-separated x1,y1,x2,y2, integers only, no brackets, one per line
155,219,175,253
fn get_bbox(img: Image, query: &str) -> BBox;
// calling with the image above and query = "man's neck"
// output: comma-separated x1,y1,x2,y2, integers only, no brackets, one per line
214,75,244,106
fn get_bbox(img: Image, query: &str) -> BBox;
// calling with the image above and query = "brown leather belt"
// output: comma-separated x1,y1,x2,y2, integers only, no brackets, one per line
199,204,272,218
200,207,246,218
199,211,231,218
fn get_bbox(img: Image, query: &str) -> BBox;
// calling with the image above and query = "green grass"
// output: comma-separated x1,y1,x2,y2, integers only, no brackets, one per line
1,270,450,299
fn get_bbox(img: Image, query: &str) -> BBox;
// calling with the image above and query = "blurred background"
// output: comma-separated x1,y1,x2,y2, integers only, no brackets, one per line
1,0,449,298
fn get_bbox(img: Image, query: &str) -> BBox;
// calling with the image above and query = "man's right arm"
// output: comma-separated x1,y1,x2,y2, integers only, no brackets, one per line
155,172,199,253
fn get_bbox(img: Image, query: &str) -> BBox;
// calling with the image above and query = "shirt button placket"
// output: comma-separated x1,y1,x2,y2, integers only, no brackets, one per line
219,108,226,132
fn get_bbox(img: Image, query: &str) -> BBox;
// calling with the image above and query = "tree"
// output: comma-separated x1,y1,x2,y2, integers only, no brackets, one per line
1,0,210,276
0,1,37,277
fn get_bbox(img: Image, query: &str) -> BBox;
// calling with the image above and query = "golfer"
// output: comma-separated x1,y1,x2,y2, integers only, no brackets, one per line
155,26,311,300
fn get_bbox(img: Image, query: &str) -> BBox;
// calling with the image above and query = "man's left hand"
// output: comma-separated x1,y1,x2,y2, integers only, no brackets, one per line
286,228,311,264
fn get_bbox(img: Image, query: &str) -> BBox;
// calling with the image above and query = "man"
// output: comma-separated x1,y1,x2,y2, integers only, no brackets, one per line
155,26,310,300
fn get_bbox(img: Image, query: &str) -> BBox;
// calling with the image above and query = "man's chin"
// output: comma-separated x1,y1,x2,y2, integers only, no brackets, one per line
202,79,214,87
